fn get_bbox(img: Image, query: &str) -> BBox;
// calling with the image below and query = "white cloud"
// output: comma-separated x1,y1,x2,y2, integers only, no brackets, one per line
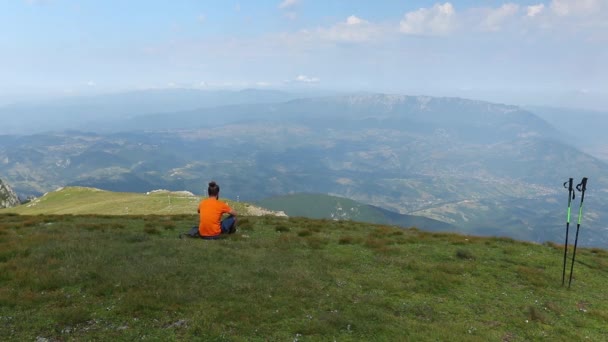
519,0,606,38
278,0,299,10
346,15,365,26
394,1,606,36
312,15,380,43
399,2,457,35
272,15,386,51
197,14,206,24
279,0,300,20
527,4,545,17
395,1,605,36
480,3,520,31
234,3,241,12
294,75,319,83
551,0,602,16
86,81,96,87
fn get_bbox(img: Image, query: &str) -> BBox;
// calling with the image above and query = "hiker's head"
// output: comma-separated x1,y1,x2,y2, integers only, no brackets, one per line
208,181,220,198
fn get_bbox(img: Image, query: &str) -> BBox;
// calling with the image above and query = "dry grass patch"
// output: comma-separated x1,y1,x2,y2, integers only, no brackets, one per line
589,309,608,321
277,234,300,247
304,236,328,249
455,249,475,260
275,225,290,233
527,306,549,324
516,266,548,286
589,248,607,256
364,236,388,250
338,235,356,245
544,301,563,315
298,230,313,237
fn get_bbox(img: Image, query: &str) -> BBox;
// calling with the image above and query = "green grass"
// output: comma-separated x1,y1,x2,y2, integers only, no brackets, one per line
0,186,271,217
0,213,607,341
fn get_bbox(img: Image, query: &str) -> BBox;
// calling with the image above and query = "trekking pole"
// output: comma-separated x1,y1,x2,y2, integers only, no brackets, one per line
561,178,574,286
568,177,588,288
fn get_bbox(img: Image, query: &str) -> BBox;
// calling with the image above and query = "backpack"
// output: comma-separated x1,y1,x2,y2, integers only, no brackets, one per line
181,226,201,239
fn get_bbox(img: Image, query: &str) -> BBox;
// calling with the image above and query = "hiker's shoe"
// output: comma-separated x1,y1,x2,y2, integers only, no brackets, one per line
229,226,237,234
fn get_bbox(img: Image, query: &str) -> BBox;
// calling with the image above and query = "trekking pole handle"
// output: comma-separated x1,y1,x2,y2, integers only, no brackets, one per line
576,177,588,192
563,178,573,191
564,178,574,199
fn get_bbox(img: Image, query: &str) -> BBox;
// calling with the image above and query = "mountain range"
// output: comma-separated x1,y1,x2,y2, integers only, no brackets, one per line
1,90,607,246
528,106,608,161
0,88,299,135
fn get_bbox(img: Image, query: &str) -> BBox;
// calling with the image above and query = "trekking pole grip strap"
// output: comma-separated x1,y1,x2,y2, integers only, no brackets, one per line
565,178,574,199
576,177,588,192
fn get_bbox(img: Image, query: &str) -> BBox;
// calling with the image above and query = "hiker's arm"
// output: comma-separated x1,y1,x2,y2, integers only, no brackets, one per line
228,208,237,216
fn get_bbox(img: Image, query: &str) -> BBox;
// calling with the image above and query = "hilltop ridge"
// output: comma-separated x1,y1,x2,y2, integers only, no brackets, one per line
0,186,286,217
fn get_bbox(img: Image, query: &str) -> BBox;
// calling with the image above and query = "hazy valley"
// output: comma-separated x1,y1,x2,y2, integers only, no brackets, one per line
1,90,607,247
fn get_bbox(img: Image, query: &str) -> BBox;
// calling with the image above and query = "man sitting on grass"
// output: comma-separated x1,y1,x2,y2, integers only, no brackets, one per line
197,181,237,239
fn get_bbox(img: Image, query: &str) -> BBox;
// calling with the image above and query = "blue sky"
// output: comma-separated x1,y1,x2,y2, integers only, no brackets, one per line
1,0,606,109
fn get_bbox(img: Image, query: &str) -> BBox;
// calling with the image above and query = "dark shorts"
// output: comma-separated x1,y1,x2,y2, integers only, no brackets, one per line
220,215,236,233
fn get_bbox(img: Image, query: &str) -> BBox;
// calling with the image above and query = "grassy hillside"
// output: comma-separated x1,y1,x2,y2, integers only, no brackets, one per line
1,213,606,340
0,187,282,217
258,193,457,232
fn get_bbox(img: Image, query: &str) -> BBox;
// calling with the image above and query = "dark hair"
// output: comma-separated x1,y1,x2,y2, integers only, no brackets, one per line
208,181,220,197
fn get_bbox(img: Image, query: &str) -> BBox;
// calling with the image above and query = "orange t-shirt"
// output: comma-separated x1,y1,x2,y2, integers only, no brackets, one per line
198,198,232,237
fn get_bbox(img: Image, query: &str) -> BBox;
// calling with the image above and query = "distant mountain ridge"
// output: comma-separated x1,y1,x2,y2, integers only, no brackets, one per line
124,94,559,144
527,106,608,161
0,88,298,134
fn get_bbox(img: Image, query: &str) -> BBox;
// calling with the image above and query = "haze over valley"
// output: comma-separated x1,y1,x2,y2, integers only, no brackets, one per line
1,89,607,247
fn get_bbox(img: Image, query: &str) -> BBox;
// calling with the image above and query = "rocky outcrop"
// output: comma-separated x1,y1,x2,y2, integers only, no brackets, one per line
0,178,20,208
